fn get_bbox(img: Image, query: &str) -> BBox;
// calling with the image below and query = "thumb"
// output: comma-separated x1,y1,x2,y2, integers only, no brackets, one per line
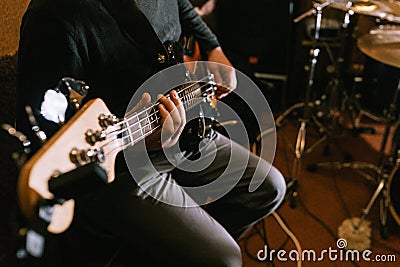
127,92,152,116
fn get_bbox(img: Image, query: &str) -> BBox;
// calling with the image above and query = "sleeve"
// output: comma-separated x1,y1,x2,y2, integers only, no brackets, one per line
178,0,220,51
17,10,84,149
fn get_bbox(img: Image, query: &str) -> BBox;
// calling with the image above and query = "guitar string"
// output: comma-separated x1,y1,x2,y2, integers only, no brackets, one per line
103,83,211,145
103,82,212,141
113,75,210,128
99,94,203,155
102,86,209,154
102,95,206,157
103,93,206,156
100,84,213,155
102,95,204,157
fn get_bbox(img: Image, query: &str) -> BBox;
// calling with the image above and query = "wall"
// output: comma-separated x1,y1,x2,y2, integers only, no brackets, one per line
0,0,30,56
0,0,29,124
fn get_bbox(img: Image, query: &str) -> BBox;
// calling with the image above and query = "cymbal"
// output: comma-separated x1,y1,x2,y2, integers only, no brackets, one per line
328,0,400,20
357,25,400,68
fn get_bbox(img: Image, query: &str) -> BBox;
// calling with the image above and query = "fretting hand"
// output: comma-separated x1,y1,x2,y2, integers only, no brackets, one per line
145,90,186,151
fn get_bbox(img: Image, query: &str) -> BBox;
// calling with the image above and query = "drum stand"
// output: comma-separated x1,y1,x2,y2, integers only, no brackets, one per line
276,0,349,157
316,80,400,239
276,1,348,205
352,82,399,239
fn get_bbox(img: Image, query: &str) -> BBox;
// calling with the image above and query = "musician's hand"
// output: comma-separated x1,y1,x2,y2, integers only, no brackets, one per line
206,47,237,99
146,90,186,151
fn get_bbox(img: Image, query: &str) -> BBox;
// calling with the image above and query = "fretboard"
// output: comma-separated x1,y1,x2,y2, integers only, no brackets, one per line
121,80,212,146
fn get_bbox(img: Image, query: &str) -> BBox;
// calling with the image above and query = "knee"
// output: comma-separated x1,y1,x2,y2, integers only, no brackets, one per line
198,241,242,267
269,165,286,202
256,165,286,212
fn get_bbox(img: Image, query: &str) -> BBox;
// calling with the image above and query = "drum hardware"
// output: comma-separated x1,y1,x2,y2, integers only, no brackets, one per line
325,0,400,22
308,19,400,237
352,82,400,239
276,0,352,207
342,63,380,134
277,1,357,159
281,2,400,233
277,0,336,152
0,123,32,167
348,25,400,129
311,77,400,239
323,1,400,128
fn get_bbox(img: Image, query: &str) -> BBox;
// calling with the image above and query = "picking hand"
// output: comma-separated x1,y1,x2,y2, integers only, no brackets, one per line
207,47,237,99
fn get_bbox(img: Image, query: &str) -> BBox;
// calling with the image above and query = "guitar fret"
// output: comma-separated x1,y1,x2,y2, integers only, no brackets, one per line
151,106,159,127
121,79,214,147
141,110,149,135
124,117,134,146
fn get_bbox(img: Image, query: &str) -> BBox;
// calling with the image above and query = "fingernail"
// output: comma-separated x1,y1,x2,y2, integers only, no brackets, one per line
171,91,176,98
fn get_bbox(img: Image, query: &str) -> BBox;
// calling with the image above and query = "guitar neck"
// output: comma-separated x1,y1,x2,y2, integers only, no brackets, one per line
121,79,214,146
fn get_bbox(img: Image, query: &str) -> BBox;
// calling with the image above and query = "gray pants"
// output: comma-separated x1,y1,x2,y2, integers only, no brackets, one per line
54,133,286,267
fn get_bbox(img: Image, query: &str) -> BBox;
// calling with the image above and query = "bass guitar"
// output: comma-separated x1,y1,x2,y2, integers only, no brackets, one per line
18,74,217,234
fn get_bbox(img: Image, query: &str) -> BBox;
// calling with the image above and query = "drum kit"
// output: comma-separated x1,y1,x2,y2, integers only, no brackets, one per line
278,0,400,238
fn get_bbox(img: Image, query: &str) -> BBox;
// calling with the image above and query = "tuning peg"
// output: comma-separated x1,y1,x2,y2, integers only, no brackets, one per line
98,114,119,128
85,129,107,146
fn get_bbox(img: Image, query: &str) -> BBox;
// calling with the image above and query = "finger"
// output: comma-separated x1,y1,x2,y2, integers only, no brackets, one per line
215,85,232,99
126,92,152,116
212,70,223,89
158,99,181,137
170,90,186,127
158,102,182,147
228,69,237,90
158,94,174,111
158,103,174,133
159,95,181,127
140,92,152,106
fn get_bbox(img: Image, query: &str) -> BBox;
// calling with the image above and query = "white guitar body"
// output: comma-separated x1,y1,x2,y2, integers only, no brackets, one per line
18,99,122,233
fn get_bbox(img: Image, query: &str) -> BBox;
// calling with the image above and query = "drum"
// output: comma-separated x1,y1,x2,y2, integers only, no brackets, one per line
358,56,400,119
356,24,400,119
389,165,400,226
388,120,400,226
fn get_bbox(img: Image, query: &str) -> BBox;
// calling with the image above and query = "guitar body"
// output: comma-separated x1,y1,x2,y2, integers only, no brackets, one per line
183,35,202,63
18,98,121,233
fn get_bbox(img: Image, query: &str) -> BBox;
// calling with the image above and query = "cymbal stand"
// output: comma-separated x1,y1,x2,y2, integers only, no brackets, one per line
276,1,336,157
276,1,334,158
274,1,334,207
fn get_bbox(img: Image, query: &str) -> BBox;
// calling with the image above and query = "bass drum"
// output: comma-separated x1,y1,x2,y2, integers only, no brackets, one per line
388,120,400,226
